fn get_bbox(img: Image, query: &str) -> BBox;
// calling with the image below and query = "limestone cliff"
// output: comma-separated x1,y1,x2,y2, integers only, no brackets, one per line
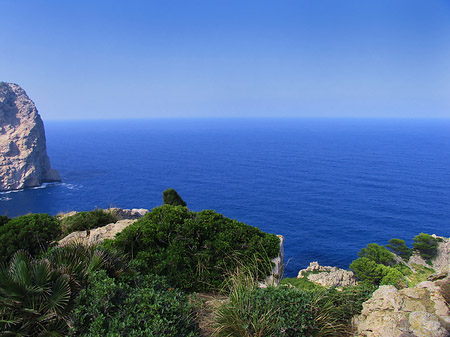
0,82,60,191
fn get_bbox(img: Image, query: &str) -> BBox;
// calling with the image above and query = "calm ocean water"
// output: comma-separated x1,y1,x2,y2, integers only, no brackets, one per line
1,118,449,277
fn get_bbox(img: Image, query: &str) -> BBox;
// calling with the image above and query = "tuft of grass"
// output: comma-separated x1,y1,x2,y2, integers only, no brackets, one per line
211,265,357,337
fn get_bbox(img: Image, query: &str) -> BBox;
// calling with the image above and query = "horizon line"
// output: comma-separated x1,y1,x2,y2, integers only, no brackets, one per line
43,116,450,122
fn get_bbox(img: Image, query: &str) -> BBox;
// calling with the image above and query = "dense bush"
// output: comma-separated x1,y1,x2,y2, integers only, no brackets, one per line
163,188,187,206
357,243,396,266
0,215,8,226
0,213,60,262
59,208,118,237
413,233,439,261
105,205,280,292
386,238,412,261
70,271,199,337
349,257,406,288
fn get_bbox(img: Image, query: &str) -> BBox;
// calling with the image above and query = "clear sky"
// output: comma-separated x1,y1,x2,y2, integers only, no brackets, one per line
1,0,449,120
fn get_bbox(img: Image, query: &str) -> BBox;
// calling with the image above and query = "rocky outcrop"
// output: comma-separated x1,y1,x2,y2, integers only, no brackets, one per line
0,82,60,191
297,261,357,288
353,283,450,337
59,219,137,246
58,208,149,246
432,235,450,274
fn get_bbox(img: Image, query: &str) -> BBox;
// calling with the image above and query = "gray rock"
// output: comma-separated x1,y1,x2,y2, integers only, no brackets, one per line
0,82,60,191
59,219,137,246
107,207,149,220
297,261,357,288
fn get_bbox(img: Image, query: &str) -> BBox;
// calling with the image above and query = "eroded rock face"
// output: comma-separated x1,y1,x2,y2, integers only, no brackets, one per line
0,82,60,191
297,261,357,288
353,284,450,337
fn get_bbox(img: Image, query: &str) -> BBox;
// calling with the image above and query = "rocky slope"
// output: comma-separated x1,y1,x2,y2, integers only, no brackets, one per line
353,235,450,337
0,82,60,191
353,282,450,337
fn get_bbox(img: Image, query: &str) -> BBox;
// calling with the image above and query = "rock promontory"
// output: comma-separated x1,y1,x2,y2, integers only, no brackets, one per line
0,82,60,191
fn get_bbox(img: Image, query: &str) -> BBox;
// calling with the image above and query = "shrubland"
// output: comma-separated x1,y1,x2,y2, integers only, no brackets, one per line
0,190,446,336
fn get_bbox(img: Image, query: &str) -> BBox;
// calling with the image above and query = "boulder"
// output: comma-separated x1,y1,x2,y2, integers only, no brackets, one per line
0,82,60,191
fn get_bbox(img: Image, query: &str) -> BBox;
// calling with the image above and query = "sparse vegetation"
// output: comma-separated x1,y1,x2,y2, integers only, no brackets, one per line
406,263,435,287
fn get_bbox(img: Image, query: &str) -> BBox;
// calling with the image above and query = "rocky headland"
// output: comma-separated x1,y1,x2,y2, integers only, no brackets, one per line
0,82,60,191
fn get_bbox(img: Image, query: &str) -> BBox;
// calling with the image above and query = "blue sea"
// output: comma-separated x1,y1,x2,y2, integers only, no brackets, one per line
1,118,449,277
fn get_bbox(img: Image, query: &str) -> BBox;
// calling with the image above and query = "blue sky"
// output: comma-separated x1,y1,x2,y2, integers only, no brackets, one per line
1,0,449,120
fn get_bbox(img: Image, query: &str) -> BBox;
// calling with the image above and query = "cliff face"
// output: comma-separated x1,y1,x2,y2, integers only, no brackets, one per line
0,82,60,191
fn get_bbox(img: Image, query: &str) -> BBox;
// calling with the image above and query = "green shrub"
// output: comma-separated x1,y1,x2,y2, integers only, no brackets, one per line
60,208,118,237
105,205,280,292
0,251,74,336
163,188,187,206
350,257,406,288
386,238,412,261
70,271,199,337
413,233,439,261
0,213,60,261
0,215,8,226
214,278,372,336
358,243,396,266
280,276,324,291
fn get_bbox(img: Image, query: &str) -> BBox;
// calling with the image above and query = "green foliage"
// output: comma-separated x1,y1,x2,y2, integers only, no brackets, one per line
163,188,187,207
386,238,412,261
59,208,118,237
0,251,73,336
106,205,280,292
0,215,8,226
358,243,395,266
350,257,384,285
214,269,373,337
280,276,324,291
0,213,60,262
70,271,199,337
350,257,406,288
413,233,439,261
44,242,131,286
